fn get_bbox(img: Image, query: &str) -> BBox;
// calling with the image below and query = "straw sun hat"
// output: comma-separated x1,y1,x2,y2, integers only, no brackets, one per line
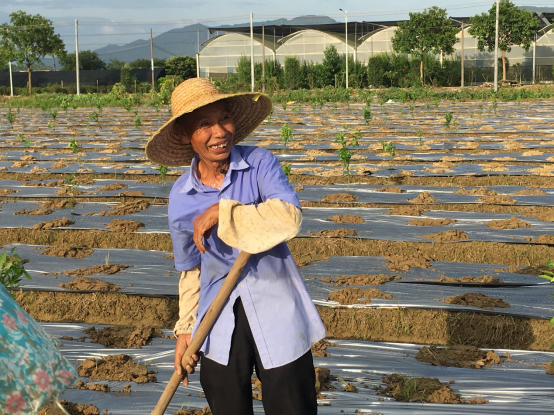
146,77,272,167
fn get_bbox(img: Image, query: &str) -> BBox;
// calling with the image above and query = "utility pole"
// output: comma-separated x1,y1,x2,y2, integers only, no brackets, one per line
150,28,155,91
262,25,265,93
532,33,536,84
461,22,465,88
75,19,80,96
8,61,13,97
493,0,499,91
339,9,348,89
250,12,254,92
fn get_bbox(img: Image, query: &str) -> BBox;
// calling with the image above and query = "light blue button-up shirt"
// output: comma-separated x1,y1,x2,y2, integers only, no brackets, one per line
168,145,325,369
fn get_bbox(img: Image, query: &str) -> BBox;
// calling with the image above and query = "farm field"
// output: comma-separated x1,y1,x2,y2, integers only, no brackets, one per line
2,98,554,414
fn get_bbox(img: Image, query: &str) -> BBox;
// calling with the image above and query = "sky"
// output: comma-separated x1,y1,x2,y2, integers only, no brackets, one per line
0,0,551,51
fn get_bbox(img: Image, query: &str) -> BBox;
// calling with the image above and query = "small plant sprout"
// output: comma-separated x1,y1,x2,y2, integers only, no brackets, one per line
417,129,424,147
363,106,372,124
332,103,339,112
105,252,110,266
380,141,396,168
157,164,169,182
282,162,292,176
48,108,58,120
68,137,80,153
409,104,415,116
89,111,99,123
433,99,439,111
335,128,361,176
281,102,287,111
60,97,69,113
17,133,30,147
280,123,293,149
444,111,453,128
539,260,554,283
134,115,142,127
0,247,32,291
6,108,16,126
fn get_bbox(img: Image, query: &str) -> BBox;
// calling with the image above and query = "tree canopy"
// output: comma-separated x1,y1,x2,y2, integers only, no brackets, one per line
391,6,458,83
165,55,196,80
59,50,106,71
129,57,166,69
468,0,541,81
0,10,66,94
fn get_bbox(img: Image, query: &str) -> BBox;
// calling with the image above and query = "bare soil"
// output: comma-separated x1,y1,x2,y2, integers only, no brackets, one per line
385,253,431,272
327,288,394,304
443,293,510,310
415,345,503,369
311,339,337,357
60,264,132,277
408,218,456,226
434,275,504,283
375,187,402,193
408,192,438,204
97,200,150,216
456,187,498,196
320,274,401,286
330,214,365,224
377,373,486,404
82,325,169,348
105,219,145,232
97,183,128,191
14,208,53,215
308,228,357,237
32,217,75,230
321,193,358,202
60,277,121,291
73,380,131,394
423,230,469,242
315,367,335,392
117,190,145,197
485,217,532,229
38,400,100,415
477,195,516,205
77,354,157,383
388,206,426,216
0,189,18,196
41,244,94,258
173,407,212,415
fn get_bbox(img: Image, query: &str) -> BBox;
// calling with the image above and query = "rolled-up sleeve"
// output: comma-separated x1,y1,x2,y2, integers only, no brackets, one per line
173,264,201,337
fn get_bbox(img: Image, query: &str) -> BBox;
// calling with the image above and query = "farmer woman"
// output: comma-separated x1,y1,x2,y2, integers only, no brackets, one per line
146,78,325,415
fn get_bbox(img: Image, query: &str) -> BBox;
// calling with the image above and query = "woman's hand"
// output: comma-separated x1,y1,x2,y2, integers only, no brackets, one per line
174,334,199,387
193,203,219,254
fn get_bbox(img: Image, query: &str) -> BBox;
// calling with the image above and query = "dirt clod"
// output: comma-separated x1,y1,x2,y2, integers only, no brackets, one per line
408,192,438,204
39,400,100,415
415,345,503,369
41,244,94,258
423,229,469,242
485,217,532,229
322,193,358,202
385,253,431,272
60,277,121,292
61,264,132,277
311,339,337,357
77,354,157,383
83,325,169,348
97,200,150,216
388,206,426,216
14,208,53,215
308,228,357,237
477,195,516,205
320,274,401,286
32,217,75,230
408,218,456,226
97,183,128,191
443,293,510,310
315,367,335,392
105,219,145,232
327,288,393,305
173,407,212,415
434,275,504,283
330,214,365,224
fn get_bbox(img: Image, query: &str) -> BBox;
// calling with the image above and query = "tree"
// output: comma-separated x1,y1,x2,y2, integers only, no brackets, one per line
468,0,540,81
129,58,150,69
0,11,66,94
321,45,342,86
165,55,196,80
283,56,302,89
107,58,126,70
391,6,458,83
59,50,106,70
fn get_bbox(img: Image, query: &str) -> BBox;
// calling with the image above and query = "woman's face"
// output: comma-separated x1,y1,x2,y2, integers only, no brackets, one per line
176,101,235,165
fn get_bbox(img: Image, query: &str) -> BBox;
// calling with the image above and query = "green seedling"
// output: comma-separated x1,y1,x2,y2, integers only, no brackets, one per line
282,163,291,176
417,129,424,147
6,108,16,126
134,115,142,127
380,140,396,168
332,103,338,112
281,102,287,111
47,122,55,130
48,109,58,120
335,128,361,175
68,138,80,153
444,111,453,128
409,104,415,116
157,164,169,182
17,133,30,147
425,103,431,111
0,247,31,292
89,111,99,123
433,99,439,111
280,123,293,149
539,260,554,283
60,97,69,113
363,106,372,124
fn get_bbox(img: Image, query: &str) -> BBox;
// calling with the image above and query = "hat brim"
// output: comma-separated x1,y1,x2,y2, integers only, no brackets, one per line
146,92,272,167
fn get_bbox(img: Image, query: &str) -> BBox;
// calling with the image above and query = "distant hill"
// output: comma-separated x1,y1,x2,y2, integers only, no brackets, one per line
92,15,336,64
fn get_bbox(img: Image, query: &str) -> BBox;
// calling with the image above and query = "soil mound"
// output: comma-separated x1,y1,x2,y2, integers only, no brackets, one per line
485,217,532,229
320,274,401,286
378,373,486,404
388,206,426,216
55,188,90,196
330,214,364,224
327,288,393,305
0,189,17,196
527,234,554,244
174,407,212,415
60,277,121,292
62,264,132,277
83,325,169,348
375,187,402,193
385,253,431,272
41,244,94,258
434,275,503,283
456,187,497,196
477,195,516,205
416,345,502,369
408,218,456,226
14,208,53,215
408,191,438,204
321,193,358,202
423,229,469,242
41,200,70,209
23,180,64,187
32,217,75,230
308,228,357,237
443,293,510,310
511,189,546,196
547,362,554,375
516,264,554,276
116,190,146,197
106,219,145,232
77,354,157,383
97,200,150,216
311,340,337,357
39,400,99,415
315,367,335,392
97,183,128,191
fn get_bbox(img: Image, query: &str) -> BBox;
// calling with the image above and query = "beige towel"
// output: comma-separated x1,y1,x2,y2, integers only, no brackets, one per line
173,265,200,337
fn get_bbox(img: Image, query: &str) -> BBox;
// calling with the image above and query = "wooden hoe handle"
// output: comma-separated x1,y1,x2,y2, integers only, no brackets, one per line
152,251,252,415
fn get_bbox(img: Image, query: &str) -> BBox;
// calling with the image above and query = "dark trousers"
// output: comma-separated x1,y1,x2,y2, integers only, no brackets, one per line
200,298,317,415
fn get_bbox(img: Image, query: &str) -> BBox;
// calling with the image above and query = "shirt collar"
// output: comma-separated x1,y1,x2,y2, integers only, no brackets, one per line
179,146,250,194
